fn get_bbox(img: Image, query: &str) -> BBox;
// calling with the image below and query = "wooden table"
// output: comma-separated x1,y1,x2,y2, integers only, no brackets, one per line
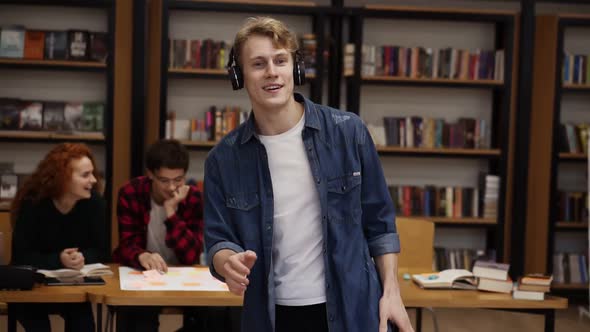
86,265,242,332
399,279,568,332
0,283,104,332
1,268,568,332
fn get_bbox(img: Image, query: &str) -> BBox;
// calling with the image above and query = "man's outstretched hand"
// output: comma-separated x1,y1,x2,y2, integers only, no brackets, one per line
215,249,257,296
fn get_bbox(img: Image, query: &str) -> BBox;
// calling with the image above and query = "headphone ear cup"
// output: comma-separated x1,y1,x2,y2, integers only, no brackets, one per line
227,65,244,90
293,58,306,86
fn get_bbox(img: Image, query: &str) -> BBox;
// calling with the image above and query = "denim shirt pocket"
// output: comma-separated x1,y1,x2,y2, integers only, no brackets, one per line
225,192,260,241
327,174,362,224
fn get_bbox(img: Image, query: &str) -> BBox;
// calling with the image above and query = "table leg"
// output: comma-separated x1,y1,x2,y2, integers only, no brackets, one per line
416,307,422,332
96,302,102,332
7,304,16,332
544,309,555,332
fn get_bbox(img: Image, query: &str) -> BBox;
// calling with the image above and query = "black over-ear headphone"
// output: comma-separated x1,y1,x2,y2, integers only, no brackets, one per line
226,47,306,91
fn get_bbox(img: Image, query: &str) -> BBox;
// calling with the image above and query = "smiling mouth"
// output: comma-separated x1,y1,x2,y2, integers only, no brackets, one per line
263,84,283,91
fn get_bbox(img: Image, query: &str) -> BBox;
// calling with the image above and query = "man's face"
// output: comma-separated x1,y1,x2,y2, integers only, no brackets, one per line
241,35,294,111
147,167,186,204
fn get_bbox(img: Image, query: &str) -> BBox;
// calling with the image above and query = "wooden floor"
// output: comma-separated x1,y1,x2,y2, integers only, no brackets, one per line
1,305,589,331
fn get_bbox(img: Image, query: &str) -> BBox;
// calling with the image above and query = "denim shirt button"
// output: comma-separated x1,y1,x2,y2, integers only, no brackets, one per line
316,178,321,184
341,185,346,191
329,314,334,321
266,225,272,232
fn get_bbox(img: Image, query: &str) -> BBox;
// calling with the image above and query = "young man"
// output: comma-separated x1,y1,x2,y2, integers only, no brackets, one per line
204,17,414,332
113,139,237,331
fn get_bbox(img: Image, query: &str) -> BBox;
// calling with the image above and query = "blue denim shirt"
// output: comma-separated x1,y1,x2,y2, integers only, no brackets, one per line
204,93,400,332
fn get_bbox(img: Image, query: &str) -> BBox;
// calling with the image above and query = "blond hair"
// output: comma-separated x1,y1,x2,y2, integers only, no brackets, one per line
233,17,299,66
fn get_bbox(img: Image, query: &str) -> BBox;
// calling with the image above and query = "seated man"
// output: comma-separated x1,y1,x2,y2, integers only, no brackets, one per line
113,139,239,331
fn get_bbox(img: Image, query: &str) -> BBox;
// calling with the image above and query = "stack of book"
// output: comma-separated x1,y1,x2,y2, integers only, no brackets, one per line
513,274,552,301
472,260,512,294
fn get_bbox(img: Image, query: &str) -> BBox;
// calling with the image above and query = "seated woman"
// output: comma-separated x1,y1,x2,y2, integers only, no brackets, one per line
10,143,106,332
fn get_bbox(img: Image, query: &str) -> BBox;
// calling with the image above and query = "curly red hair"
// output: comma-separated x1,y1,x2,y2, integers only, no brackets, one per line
11,143,101,222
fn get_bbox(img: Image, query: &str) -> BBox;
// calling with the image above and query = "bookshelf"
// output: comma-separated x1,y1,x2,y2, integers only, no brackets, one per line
528,14,590,295
345,6,517,264
0,0,119,256
143,0,329,171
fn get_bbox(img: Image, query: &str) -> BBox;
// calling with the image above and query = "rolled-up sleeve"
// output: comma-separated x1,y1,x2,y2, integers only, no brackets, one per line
357,123,400,256
204,155,244,281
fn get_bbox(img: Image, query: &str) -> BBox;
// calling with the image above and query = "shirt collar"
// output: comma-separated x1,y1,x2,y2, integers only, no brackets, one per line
240,93,321,145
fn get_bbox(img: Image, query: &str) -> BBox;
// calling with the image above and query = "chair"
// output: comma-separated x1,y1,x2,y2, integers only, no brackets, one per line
396,217,439,332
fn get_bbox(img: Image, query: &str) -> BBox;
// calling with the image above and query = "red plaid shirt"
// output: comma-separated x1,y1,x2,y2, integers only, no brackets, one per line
112,176,204,268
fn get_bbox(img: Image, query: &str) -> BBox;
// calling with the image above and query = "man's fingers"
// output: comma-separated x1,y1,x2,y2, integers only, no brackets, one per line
223,263,250,285
152,254,168,272
229,254,251,276
226,278,246,296
242,250,257,269
378,316,388,332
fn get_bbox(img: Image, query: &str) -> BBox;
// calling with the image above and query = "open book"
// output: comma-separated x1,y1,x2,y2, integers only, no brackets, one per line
37,263,113,279
412,269,477,290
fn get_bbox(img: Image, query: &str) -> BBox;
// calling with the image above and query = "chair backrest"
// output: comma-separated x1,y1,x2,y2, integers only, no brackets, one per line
396,217,435,273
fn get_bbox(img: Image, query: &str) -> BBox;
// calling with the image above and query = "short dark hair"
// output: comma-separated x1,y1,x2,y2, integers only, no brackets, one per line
145,139,189,172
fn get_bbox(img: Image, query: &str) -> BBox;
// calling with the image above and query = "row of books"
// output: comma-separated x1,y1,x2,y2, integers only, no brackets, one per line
0,163,27,205
0,26,108,62
0,173,19,202
0,98,104,132
377,117,490,149
562,53,590,85
557,191,588,223
433,247,495,271
169,38,229,70
559,123,589,154
357,44,504,81
299,34,317,76
552,252,589,284
389,185,481,218
168,34,318,75
165,106,249,142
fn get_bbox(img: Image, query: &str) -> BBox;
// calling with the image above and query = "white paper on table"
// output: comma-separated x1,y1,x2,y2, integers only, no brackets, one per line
119,266,229,291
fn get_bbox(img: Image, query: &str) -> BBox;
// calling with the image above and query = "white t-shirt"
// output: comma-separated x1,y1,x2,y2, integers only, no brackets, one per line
259,113,325,306
146,199,179,265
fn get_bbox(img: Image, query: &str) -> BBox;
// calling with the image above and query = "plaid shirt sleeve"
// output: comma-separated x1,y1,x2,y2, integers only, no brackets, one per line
164,186,204,265
112,182,147,269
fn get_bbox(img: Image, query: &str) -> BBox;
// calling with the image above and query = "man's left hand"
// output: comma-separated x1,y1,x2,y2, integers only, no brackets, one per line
379,290,414,332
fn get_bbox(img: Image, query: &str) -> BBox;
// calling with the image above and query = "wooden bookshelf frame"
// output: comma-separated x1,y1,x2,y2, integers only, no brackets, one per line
528,15,590,299
0,131,105,142
554,222,589,230
361,76,504,88
0,58,106,71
